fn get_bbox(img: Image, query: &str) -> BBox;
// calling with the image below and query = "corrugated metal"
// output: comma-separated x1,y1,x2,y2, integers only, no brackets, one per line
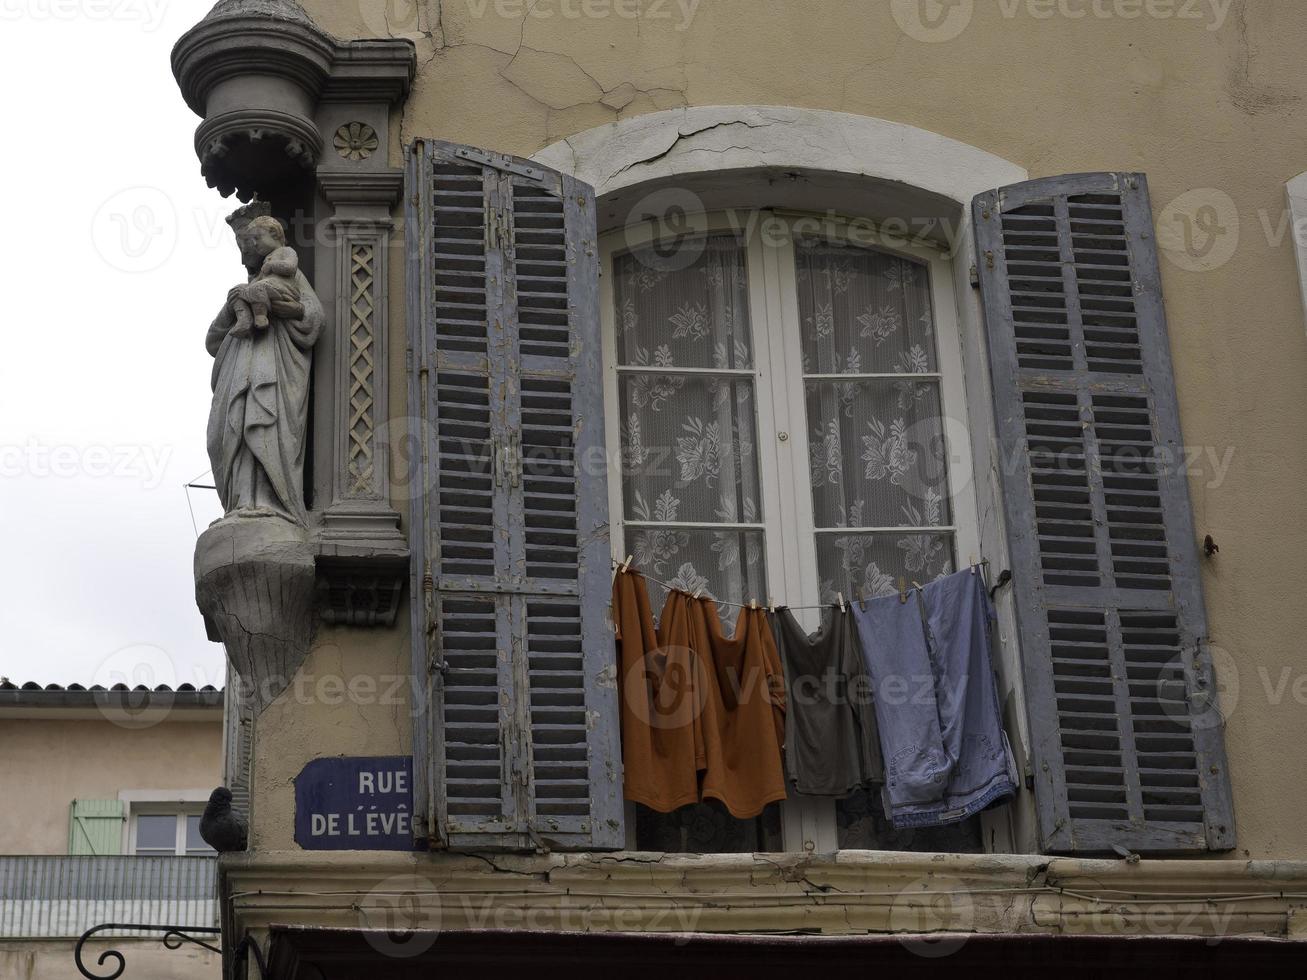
0,855,217,938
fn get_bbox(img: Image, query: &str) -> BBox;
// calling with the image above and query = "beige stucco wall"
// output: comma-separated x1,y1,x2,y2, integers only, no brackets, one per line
0,940,218,980
250,0,1307,862
0,717,222,854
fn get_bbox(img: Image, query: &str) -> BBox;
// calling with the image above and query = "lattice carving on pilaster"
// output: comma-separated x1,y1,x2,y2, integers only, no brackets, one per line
347,243,377,496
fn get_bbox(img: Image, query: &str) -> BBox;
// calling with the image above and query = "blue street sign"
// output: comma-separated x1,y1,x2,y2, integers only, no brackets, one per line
294,755,424,851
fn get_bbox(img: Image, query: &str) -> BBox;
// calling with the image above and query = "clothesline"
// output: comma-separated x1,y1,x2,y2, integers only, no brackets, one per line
609,556,992,613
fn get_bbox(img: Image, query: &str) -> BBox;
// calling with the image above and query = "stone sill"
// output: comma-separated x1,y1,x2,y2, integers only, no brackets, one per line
222,850,1307,941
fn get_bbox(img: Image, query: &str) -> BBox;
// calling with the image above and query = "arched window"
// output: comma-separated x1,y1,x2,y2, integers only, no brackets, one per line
601,211,983,851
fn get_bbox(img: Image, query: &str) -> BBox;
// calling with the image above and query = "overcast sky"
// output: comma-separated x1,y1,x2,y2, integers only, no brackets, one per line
0,0,235,688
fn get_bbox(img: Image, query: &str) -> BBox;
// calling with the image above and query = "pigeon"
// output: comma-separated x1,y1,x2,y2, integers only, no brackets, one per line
199,786,248,853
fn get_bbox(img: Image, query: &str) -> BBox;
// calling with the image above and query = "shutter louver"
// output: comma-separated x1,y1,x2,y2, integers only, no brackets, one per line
408,139,622,851
224,674,255,819
974,173,1235,854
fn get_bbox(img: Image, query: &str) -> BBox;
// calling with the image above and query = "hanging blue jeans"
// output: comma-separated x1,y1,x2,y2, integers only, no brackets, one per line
853,569,1017,829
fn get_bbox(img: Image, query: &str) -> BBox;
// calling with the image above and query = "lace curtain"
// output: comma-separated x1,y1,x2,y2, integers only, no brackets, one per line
614,237,766,627
794,240,956,601
614,235,956,619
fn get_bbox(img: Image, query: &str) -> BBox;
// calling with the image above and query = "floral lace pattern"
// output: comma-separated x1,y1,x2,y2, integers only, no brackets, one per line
797,240,955,600
615,237,767,626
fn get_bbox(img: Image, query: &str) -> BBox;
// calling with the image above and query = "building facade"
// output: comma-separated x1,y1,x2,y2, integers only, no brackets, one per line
0,682,223,979
171,1,1307,976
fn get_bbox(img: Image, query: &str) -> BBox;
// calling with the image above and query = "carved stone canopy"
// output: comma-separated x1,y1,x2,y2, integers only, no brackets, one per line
172,0,413,202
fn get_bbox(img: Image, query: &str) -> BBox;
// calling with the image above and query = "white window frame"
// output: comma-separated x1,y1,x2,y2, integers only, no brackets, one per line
119,789,214,856
600,209,982,851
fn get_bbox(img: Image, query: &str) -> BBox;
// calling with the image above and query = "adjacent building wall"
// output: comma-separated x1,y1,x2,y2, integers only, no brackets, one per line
0,718,222,854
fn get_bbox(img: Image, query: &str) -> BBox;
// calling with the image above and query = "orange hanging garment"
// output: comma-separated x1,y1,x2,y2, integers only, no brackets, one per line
688,598,788,819
612,570,711,813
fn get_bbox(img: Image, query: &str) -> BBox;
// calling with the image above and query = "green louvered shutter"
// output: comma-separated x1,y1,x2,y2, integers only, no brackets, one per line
68,799,124,855
974,173,1235,855
406,139,621,852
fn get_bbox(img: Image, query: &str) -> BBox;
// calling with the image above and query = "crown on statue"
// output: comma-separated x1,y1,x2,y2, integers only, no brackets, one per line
226,200,272,232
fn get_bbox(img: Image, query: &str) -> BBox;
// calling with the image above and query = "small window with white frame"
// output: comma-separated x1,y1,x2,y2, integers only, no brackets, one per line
601,209,984,853
131,809,213,856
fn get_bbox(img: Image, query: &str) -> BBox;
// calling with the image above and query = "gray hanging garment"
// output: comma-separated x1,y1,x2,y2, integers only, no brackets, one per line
772,606,884,797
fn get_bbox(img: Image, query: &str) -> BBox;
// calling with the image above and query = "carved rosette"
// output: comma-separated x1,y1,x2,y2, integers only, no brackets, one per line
335,122,379,162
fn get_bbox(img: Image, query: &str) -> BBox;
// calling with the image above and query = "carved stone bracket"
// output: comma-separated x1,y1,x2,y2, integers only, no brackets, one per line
196,517,317,714
172,0,413,204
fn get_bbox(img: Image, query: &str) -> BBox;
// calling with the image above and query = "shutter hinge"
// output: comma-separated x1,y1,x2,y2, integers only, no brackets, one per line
455,145,543,181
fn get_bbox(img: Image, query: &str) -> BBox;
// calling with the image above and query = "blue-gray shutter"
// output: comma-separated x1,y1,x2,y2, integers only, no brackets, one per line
406,139,621,851
973,173,1235,854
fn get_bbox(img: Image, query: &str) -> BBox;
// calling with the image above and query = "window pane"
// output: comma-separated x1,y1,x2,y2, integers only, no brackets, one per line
627,526,766,613
815,531,955,604
795,240,936,375
134,814,176,854
185,814,213,854
613,237,752,369
805,379,952,530
619,375,761,525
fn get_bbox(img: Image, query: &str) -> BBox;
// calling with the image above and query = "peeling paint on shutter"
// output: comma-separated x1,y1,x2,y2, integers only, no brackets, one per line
408,139,621,851
974,173,1235,855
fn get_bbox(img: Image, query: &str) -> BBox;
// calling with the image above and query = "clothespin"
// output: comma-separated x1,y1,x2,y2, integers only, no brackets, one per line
969,554,977,575
749,599,758,611
620,554,633,574
898,577,907,604
767,597,776,614
694,586,705,600
857,591,867,611
837,592,846,613
912,580,923,591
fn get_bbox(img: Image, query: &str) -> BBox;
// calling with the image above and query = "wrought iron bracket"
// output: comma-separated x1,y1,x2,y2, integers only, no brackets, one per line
74,923,268,979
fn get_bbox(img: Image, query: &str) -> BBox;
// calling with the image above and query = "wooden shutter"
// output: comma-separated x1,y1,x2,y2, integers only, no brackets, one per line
68,799,124,855
406,139,621,851
224,674,254,818
973,173,1235,854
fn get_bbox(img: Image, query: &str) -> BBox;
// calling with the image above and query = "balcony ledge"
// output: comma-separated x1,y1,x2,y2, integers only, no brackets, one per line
221,849,1307,941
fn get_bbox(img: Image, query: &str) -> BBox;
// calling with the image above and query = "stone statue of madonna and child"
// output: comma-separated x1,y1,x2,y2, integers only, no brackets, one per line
194,201,324,712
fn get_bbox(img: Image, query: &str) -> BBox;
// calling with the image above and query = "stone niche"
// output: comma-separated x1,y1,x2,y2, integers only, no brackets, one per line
175,0,416,712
